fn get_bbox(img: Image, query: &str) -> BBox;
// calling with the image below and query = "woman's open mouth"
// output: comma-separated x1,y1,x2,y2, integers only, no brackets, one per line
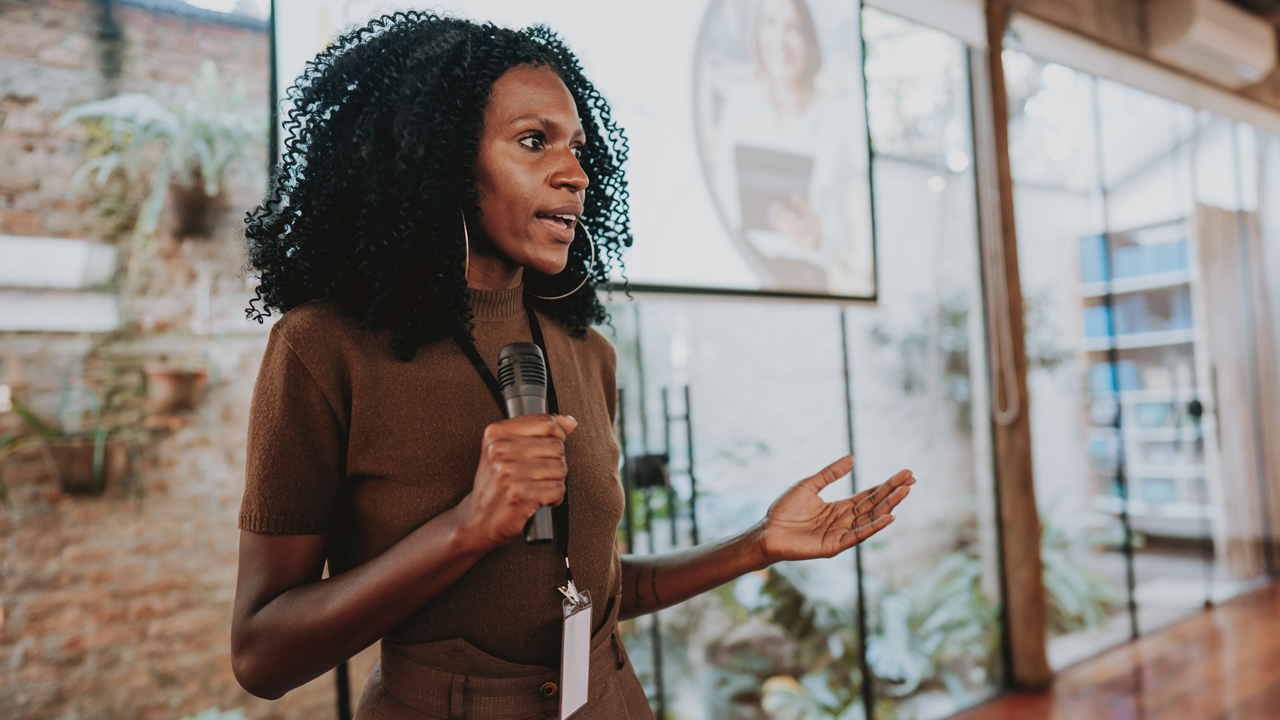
536,212,579,241
537,213,577,229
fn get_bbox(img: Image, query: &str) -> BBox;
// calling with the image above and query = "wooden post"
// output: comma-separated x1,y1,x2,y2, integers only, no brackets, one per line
980,0,1053,689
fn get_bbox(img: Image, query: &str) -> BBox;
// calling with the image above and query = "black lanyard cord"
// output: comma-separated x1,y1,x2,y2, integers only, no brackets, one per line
453,303,571,570
524,305,560,415
451,306,559,414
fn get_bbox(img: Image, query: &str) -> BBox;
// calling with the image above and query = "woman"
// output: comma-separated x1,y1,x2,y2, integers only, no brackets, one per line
232,12,913,719
709,0,873,295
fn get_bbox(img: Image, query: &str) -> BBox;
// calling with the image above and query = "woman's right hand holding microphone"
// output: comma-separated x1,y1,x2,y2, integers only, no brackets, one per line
455,414,578,549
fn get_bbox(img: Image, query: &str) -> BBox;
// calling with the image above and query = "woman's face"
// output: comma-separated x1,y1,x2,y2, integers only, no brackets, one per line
473,64,589,280
756,0,809,87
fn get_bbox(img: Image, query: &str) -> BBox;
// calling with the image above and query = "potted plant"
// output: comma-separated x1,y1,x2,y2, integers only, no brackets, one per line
0,383,134,496
57,59,264,244
143,361,209,414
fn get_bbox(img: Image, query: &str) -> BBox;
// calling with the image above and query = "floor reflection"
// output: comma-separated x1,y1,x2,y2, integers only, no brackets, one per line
955,580,1280,720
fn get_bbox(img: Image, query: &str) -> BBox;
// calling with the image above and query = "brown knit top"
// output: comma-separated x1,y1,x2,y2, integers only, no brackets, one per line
238,286,625,667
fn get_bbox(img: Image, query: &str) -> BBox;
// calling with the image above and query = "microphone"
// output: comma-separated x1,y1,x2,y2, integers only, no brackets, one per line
497,342,555,545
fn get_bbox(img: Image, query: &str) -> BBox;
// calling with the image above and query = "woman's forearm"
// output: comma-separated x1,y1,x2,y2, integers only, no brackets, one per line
619,522,769,620
234,415,577,699
231,506,490,699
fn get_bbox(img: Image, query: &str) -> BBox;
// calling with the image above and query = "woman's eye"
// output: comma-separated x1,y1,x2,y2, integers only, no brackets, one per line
519,134,545,150
570,145,583,159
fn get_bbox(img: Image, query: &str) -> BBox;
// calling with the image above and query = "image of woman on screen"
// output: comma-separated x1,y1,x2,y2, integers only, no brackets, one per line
699,0,873,296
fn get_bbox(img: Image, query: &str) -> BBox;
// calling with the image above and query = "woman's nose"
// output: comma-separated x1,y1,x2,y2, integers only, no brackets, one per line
552,151,589,193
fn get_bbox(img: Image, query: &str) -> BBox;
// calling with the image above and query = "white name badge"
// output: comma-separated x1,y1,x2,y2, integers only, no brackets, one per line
559,588,592,720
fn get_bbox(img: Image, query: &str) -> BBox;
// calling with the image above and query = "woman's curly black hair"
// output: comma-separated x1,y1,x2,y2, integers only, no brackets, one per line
244,12,631,360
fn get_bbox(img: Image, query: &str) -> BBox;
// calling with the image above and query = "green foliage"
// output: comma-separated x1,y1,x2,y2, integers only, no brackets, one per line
1,392,56,506
1040,520,1125,635
57,60,265,244
692,518,1118,718
871,288,1070,431
0,433,18,506
870,292,974,430
6,393,58,438
703,568,865,720
698,548,1002,720
761,570,861,679
1022,290,1072,373
0,383,129,498
865,551,1000,702
761,674,866,720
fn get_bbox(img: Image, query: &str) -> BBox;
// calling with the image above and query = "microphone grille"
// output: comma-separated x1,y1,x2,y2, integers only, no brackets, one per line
497,343,547,392
519,354,546,386
497,361,517,390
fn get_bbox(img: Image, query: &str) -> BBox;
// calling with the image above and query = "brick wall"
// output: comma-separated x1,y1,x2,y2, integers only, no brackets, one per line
0,2,377,719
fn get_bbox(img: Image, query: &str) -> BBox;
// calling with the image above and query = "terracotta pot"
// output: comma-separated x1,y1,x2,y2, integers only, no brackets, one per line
167,176,225,239
144,363,208,413
45,436,132,495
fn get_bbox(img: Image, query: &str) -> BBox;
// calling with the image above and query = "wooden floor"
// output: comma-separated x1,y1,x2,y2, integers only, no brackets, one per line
955,580,1280,720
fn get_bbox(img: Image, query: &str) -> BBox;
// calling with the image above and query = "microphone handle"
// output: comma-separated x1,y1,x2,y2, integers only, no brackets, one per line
525,505,554,545
506,394,555,546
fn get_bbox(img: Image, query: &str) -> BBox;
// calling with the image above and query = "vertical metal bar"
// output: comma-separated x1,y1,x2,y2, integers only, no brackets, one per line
650,613,666,720
662,387,677,548
632,304,665,718
684,385,699,546
856,0,880,299
1189,393,1214,607
634,304,651,452
1090,78,1139,641
268,0,279,179
335,661,352,720
839,310,875,720
644,485,666,719
1165,108,1215,606
323,557,353,720
96,0,124,97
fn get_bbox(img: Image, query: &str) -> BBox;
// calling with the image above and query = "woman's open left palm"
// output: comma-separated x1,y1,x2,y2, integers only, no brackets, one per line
758,456,915,564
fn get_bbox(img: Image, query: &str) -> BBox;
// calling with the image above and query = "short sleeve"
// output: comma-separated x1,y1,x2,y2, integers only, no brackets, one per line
239,327,347,535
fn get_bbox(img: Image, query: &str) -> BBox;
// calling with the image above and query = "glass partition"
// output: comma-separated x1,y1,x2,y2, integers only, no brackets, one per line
607,9,1003,719
609,300,860,720
1006,50,1276,670
1190,115,1275,606
1004,52,1132,669
857,9,1003,719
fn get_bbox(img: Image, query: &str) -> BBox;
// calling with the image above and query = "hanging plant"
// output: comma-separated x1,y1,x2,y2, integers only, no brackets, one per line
58,60,264,245
0,383,137,497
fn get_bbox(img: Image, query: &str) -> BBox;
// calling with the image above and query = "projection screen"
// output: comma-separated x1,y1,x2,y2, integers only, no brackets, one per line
273,0,877,300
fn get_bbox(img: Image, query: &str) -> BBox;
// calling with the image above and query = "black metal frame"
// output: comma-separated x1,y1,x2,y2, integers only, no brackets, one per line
617,379,701,720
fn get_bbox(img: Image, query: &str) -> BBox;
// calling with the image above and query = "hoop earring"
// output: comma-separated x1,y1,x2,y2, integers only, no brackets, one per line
526,221,598,301
460,207,470,283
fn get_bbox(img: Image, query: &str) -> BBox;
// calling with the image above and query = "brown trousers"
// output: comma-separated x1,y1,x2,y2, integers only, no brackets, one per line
354,597,654,720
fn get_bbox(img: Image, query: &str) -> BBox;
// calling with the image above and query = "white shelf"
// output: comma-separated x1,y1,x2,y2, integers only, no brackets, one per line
1080,269,1192,298
1085,328,1196,351
1090,426,1203,442
1093,465,1205,482
1091,388,1204,403
0,235,117,290
0,289,120,332
1093,495,1213,539
1075,227,1210,537
1127,463,1205,480
1094,495,1211,519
